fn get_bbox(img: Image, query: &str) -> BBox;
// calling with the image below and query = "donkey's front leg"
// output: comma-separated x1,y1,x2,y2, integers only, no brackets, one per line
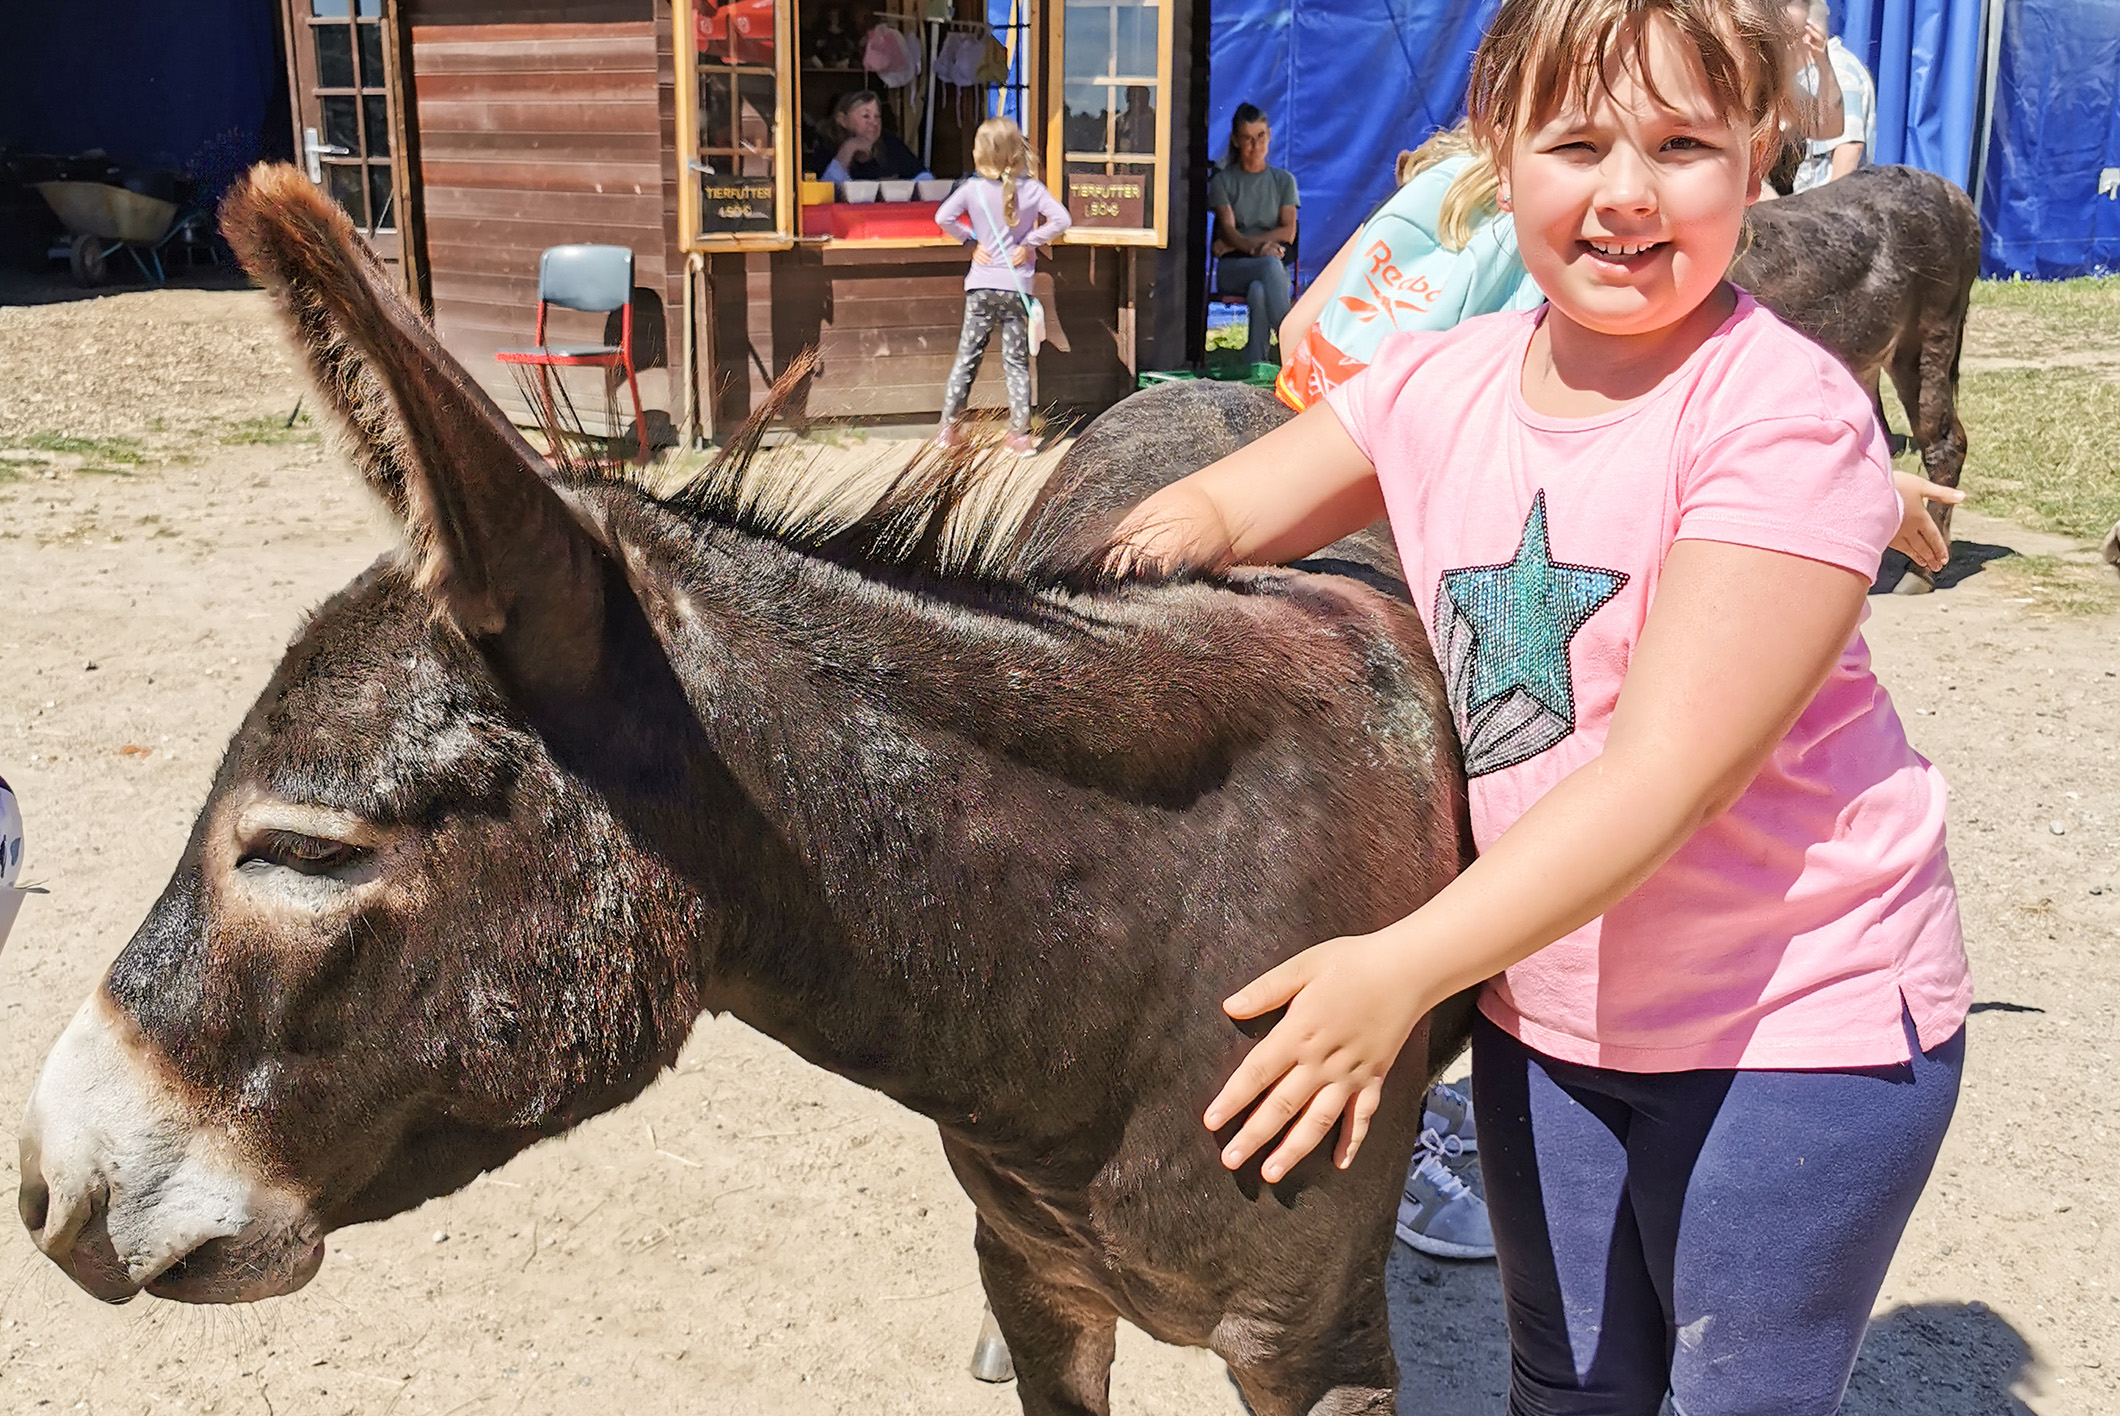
1220,1285,1399,1416
974,1216,1119,1416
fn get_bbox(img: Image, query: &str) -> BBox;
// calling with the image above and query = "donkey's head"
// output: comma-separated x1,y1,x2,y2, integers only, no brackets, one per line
17,166,728,1303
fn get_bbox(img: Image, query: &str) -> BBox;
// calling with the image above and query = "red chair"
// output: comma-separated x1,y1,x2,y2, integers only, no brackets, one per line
496,244,650,463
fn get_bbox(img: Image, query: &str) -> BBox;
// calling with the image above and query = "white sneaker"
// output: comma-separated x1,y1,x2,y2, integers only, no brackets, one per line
1394,1129,1495,1260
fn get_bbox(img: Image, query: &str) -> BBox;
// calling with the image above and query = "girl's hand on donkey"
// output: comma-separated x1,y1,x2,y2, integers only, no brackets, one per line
1890,471,1964,574
1105,484,1238,576
1204,932,1431,1183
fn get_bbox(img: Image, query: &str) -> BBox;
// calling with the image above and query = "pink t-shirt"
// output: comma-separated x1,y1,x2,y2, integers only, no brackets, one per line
1325,291,1970,1071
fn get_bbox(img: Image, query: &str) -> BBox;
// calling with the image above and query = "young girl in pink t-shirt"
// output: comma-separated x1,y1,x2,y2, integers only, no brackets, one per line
1111,0,1969,1410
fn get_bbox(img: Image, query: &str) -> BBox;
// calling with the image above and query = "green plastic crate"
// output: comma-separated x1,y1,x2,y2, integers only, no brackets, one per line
1136,361,1279,391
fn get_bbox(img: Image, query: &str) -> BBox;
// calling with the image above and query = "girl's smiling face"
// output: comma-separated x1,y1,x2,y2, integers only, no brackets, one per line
1498,15,1762,339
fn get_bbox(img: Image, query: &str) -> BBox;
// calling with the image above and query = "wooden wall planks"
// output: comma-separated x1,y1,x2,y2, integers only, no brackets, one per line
393,1,1158,443
405,11,680,434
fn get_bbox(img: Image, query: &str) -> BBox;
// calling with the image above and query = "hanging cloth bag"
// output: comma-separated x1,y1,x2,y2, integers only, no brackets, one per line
936,31,985,87
863,25,921,89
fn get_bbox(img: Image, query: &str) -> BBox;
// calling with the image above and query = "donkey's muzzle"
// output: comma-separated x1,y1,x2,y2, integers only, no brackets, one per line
17,1144,138,1303
18,992,320,1304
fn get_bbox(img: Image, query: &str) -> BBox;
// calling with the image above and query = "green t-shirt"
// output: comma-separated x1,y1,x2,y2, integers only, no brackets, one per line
1208,164,1299,240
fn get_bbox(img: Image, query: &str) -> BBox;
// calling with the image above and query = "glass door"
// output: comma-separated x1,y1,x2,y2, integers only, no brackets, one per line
282,0,405,266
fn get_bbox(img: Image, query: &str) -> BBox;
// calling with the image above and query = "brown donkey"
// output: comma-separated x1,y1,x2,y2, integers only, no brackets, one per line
17,166,1470,1416
1734,165,1982,591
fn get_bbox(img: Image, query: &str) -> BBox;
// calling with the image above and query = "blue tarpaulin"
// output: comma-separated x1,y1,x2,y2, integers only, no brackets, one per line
0,0,282,201
1979,0,2120,278
1839,0,1986,185
1206,0,1992,280
1209,0,1501,280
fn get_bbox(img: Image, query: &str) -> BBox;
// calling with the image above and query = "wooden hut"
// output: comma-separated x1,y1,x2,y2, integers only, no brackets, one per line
274,0,1212,443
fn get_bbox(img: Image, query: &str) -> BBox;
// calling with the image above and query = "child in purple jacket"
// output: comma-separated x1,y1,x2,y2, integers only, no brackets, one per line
935,118,1070,454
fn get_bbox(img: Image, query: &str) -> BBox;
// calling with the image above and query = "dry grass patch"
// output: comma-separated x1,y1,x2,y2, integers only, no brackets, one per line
1966,275,2120,361
1981,553,2120,616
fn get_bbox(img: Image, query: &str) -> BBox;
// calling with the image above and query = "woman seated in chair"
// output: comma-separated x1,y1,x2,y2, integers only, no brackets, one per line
1208,103,1299,365
810,90,928,184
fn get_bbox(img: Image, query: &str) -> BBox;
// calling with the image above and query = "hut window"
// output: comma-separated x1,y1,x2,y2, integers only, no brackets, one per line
682,0,797,249
1050,0,1171,246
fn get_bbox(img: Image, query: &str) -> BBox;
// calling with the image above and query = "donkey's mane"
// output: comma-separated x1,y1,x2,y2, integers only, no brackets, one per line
544,350,1171,599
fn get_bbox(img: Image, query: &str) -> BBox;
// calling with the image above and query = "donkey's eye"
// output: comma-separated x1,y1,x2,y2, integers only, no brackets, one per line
239,831,367,877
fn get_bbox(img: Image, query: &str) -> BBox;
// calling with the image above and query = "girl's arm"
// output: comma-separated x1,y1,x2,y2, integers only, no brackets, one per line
1106,402,1385,575
1809,32,1847,140
1205,539,1871,1181
1788,25,1846,141
1023,180,1073,248
935,185,979,247
1280,227,1361,362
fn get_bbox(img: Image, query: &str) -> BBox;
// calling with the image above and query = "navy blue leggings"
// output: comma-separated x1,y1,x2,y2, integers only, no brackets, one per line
1471,1010,1964,1416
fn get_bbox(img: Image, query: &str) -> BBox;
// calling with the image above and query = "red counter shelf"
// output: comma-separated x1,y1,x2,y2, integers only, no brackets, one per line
800,200,954,242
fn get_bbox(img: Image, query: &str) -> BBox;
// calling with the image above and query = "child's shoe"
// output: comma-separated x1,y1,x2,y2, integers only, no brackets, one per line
1423,1078,1478,1152
1004,431,1037,456
934,420,962,448
1395,1129,1495,1260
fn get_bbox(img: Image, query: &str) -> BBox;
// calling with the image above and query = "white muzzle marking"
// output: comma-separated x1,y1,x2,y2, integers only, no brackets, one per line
19,995,261,1299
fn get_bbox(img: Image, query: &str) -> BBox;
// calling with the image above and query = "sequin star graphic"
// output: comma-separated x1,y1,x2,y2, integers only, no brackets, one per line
1432,492,1627,777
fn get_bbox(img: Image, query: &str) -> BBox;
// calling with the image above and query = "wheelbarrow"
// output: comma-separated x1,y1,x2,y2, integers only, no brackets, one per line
35,180,207,286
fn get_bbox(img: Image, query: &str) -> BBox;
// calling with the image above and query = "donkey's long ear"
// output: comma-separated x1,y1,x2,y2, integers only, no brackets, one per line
220,163,606,697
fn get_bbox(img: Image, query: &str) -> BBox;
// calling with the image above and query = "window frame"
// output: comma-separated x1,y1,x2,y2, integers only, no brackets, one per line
1044,0,1175,249
676,0,801,254
675,0,1177,254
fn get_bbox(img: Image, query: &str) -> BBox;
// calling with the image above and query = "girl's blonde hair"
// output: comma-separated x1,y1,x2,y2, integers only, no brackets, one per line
1466,0,1791,174
1397,122,1503,252
973,117,1033,225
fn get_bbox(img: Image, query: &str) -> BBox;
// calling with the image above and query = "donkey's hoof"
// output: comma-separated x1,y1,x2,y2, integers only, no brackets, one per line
1892,569,1936,595
970,1308,1015,1383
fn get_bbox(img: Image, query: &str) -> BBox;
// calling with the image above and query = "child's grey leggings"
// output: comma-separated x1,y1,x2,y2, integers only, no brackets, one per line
941,288,1031,434
1473,1007,1963,1416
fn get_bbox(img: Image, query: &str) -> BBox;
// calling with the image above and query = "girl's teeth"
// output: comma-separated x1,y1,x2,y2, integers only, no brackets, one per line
1590,240,1657,256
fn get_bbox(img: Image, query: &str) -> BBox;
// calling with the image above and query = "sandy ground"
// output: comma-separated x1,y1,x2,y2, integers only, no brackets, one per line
0,276,2115,1415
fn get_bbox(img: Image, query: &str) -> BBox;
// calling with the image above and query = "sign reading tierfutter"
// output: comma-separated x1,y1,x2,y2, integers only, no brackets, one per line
699,177,776,234
1069,174,1145,229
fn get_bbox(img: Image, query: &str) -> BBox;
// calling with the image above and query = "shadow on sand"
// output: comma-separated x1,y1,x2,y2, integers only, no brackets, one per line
1381,1257,2038,1415
1873,541,2018,595
0,263,250,308
1843,1302,2041,1416
1385,1246,1508,1412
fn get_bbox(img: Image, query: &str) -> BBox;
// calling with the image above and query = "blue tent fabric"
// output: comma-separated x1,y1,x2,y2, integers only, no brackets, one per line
1209,0,1500,279
0,0,281,202
1206,0,1994,280
1839,0,1986,186
1979,0,2120,278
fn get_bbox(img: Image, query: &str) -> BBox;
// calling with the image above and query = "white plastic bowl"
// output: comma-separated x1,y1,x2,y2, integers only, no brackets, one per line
840,180,880,204
916,178,954,202
879,180,917,203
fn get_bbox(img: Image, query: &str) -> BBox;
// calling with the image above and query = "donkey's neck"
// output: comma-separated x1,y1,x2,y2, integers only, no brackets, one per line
626,508,1268,1141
